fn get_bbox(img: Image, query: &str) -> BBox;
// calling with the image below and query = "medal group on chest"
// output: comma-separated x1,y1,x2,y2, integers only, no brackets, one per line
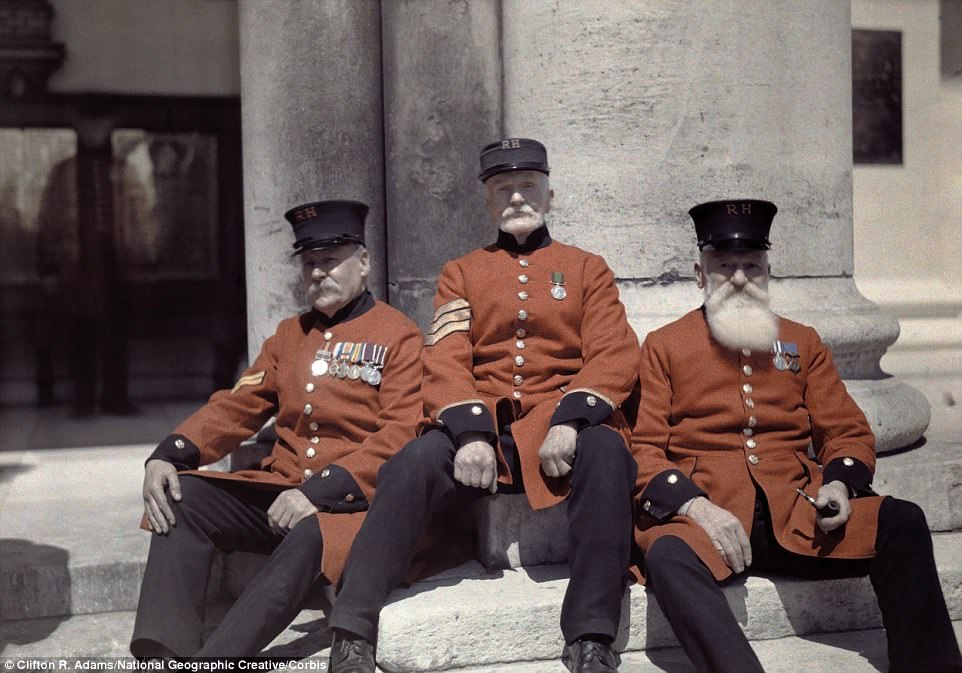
311,330,387,386
771,340,800,373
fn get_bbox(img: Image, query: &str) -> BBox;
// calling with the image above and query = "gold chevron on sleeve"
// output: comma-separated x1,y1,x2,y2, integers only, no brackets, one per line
426,298,471,346
425,318,471,346
231,370,266,393
432,297,470,321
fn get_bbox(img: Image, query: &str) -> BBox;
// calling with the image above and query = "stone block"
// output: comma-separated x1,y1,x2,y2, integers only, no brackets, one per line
376,533,962,672
874,440,962,531
474,494,567,569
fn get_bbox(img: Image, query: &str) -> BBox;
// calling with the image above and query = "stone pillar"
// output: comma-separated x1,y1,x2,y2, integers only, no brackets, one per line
381,0,502,330
501,0,928,451
237,0,385,353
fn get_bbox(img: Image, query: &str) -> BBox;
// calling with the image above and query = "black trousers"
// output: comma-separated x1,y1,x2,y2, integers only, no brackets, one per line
328,425,637,645
644,497,962,673
130,475,324,658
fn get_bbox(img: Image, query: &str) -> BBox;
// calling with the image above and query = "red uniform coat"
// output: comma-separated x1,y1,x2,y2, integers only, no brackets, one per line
632,308,883,582
145,293,423,585
423,227,640,509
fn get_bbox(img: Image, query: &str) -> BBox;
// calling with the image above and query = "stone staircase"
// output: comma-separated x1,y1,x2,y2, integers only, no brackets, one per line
2,423,961,670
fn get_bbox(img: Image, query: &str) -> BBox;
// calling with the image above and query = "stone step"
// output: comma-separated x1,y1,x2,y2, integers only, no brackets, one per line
1,441,960,623
374,532,962,671
3,609,962,673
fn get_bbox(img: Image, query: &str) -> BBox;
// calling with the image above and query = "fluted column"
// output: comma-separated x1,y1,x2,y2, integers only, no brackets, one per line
238,0,385,351
500,0,928,451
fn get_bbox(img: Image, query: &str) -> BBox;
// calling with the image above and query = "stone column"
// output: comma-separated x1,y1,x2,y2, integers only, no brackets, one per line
381,0,502,330
501,0,928,451
237,0,385,353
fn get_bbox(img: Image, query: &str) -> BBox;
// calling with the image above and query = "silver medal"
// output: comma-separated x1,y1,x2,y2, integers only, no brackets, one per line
311,359,329,377
348,364,361,380
368,369,382,386
551,284,567,300
773,353,788,371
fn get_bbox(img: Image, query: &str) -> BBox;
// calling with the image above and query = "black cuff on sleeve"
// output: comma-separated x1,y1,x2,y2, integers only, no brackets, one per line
550,391,613,429
438,403,497,444
637,469,705,522
147,434,201,472
297,464,368,514
823,457,874,495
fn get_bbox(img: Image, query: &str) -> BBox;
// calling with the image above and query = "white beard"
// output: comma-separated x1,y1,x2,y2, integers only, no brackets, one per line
703,279,779,352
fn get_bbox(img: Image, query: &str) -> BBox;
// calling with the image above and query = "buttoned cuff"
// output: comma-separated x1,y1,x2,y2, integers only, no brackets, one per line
550,390,613,428
437,401,497,444
823,456,874,496
637,469,705,522
297,464,368,513
147,434,200,471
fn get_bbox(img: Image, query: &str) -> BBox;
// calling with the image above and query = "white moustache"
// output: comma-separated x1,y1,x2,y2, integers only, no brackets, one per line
502,204,536,219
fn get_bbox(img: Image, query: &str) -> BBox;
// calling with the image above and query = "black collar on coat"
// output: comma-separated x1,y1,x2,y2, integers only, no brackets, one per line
312,290,375,328
496,225,552,253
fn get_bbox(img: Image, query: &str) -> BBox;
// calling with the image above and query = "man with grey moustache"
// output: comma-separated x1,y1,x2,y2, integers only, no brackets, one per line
630,199,961,673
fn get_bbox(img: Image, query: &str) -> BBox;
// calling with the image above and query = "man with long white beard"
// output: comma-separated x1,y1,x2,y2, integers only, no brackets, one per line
630,200,961,673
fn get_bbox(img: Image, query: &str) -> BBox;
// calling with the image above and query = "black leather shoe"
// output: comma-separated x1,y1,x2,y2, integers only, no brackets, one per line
562,638,619,672
329,632,376,673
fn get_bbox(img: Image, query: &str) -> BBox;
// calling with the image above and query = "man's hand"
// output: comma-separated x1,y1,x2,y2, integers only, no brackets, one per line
454,433,498,493
538,422,578,478
267,489,319,535
143,459,182,535
815,480,851,533
686,496,752,573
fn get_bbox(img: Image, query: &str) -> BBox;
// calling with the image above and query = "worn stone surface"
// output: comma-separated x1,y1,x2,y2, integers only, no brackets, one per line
238,0,385,354
376,533,962,671
474,494,568,569
501,0,852,281
381,0,502,331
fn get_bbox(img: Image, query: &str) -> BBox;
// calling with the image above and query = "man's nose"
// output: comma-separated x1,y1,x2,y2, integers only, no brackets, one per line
509,191,524,206
730,268,748,287
312,267,327,280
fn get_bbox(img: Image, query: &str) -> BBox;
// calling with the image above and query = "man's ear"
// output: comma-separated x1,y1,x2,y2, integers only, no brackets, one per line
694,261,705,289
357,247,371,278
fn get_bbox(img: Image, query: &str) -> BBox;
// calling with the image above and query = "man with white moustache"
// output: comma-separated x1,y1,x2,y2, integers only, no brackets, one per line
326,138,640,673
130,200,423,660
630,200,961,673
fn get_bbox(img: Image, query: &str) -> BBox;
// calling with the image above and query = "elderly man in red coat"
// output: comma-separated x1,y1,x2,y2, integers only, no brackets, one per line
129,200,424,659
632,199,961,673
326,139,640,673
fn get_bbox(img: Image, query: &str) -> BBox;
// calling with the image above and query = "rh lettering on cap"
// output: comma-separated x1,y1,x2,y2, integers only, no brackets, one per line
295,206,318,222
726,202,752,215
501,139,522,149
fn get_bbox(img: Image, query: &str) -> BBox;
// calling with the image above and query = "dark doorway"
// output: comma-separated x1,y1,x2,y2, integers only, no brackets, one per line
0,94,245,444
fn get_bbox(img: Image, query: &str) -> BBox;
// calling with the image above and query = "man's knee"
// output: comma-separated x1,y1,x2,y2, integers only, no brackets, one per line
280,517,323,556
645,536,699,581
166,474,211,517
378,430,454,483
573,426,636,484
878,497,930,545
